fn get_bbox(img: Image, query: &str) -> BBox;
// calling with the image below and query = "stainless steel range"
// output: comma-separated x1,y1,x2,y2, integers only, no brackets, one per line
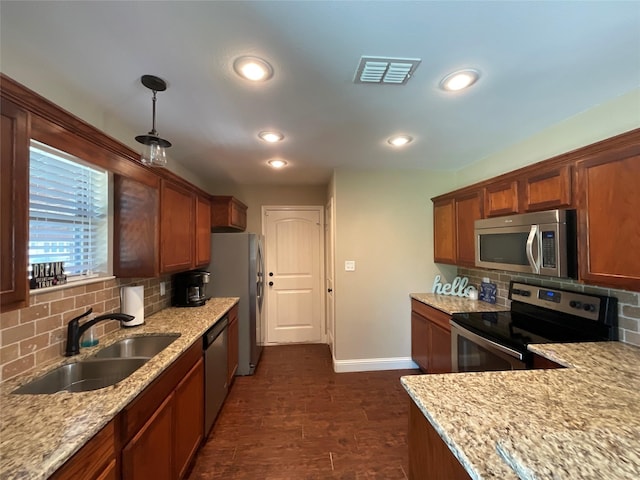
450,281,618,372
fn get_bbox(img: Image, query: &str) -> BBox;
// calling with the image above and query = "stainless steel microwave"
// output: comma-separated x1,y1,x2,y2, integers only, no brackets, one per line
474,209,577,278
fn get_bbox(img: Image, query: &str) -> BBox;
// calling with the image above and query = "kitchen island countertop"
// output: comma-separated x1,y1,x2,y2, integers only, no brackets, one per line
401,341,640,479
0,297,238,480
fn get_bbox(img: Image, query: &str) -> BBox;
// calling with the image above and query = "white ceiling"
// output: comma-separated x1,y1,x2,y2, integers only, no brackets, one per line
1,1,639,186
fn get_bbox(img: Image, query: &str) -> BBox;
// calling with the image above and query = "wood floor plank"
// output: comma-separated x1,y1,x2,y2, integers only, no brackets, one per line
186,344,419,479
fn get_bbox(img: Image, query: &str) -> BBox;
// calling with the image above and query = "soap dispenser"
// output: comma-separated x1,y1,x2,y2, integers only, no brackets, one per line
80,315,99,348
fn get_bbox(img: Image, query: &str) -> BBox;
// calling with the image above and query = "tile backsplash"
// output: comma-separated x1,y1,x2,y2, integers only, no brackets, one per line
459,267,640,347
0,276,172,383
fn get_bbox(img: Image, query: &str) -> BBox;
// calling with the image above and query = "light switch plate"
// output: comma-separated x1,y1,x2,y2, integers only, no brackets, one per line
345,260,356,271
160,282,166,296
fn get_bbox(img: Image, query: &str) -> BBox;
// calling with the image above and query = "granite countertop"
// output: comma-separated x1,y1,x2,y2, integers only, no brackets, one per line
410,293,508,315
0,297,238,480
401,341,640,480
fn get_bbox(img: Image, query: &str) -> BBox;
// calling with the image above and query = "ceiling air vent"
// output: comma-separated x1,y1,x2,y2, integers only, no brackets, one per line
354,56,421,85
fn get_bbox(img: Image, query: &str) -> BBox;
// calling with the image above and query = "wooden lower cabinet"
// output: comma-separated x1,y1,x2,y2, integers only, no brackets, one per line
123,393,174,480
411,300,452,374
411,310,429,372
119,343,204,480
532,353,563,370
408,399,471,480
95,460,117,480
174,358,205,479
50,419,117,480
227,305,239,386
52,339,211,480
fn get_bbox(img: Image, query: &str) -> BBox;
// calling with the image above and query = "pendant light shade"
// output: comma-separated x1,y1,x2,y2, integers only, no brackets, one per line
135,75,171,167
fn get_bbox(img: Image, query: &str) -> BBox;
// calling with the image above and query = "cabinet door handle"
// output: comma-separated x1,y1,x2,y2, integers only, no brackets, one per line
269,281,274,287
328,288,333,293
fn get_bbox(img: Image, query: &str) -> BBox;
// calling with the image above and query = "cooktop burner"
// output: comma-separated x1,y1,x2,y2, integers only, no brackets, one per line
451,281,618,355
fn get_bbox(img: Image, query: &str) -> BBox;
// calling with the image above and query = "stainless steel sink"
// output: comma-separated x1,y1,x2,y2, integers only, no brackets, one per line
12,358,149,394
92,334,180,359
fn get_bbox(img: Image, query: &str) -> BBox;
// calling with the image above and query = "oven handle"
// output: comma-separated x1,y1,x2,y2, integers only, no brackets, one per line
526,224,540,274
450,321,524,361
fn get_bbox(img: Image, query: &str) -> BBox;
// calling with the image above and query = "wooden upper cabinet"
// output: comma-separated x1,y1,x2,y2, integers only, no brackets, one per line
576,139,640,291
433,198,456,264
521,164,572,212
432,190,483,267
211,195,247,231
455,191,483,266
114,175,160,278
160,180,195,273
484,180,519,217
1,98,30,312
194,195,211,267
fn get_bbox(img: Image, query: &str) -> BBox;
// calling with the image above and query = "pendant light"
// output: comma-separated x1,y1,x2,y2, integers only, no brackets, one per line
135,75,171,167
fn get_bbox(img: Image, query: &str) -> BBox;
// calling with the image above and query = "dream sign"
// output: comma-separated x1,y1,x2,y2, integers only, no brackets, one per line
432,275,475,297
30,262,67,289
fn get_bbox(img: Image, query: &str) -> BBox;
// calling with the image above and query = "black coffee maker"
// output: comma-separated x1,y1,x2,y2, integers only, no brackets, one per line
172,270,210,307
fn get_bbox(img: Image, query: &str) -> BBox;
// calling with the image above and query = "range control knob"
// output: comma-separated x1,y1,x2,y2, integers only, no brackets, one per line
570,300,582,309
583,303,596,312
521,290,531,297
512,289,521,295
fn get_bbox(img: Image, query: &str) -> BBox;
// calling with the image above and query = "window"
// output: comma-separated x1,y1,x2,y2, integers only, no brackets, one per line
29,141,110,282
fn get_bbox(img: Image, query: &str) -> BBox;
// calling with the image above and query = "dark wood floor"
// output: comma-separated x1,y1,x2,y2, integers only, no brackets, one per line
187,344,420,480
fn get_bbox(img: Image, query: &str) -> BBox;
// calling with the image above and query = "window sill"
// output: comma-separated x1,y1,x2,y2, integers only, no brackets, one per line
29,275,116,296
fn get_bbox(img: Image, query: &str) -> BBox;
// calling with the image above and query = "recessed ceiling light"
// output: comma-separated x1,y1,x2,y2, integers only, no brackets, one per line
439,69,480,91
268,159,287,169
233,56,274,81
387,135,413,147
258,131,284,143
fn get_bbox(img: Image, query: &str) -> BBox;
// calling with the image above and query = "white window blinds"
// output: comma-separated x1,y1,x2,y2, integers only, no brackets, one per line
29,142,108,278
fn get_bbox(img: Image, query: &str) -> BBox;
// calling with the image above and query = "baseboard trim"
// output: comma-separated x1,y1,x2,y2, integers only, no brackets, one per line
332,356,418,373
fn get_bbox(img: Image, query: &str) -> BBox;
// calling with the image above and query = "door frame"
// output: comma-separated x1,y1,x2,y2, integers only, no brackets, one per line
261,205,326,345
325,198,335,355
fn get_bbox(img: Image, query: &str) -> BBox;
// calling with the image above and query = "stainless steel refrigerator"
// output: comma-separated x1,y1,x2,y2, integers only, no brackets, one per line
208,233,265,375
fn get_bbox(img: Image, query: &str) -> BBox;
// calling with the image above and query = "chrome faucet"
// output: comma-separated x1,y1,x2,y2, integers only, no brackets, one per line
65,307,135,356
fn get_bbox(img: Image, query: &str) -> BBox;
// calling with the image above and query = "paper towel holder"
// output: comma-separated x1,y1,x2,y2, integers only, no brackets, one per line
120,286,145,327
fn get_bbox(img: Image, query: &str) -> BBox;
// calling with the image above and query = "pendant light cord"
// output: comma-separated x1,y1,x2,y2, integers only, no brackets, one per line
150,90,158,136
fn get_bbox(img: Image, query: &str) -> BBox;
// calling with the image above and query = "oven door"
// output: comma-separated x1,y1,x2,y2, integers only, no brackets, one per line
450,321,527,372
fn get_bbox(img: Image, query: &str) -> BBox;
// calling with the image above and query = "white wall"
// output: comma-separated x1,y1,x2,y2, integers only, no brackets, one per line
455,88,640,188
332,169,456,369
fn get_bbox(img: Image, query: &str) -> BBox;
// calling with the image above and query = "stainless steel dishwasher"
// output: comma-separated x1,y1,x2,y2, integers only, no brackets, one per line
203,315,228,435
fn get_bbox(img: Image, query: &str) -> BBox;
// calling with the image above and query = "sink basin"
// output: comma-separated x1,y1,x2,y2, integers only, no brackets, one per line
92,334,180,359
12,358,149,394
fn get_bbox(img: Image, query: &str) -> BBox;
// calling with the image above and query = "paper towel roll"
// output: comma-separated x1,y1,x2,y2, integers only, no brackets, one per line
121,285,144,327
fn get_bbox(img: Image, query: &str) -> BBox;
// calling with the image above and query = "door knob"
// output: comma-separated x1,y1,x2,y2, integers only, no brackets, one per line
269,281,274,287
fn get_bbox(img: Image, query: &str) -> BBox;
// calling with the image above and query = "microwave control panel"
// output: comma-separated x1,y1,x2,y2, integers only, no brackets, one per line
541,231,556,268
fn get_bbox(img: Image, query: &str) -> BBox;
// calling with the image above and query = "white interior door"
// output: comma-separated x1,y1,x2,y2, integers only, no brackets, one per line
325,199,335,354
264,207,323,344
